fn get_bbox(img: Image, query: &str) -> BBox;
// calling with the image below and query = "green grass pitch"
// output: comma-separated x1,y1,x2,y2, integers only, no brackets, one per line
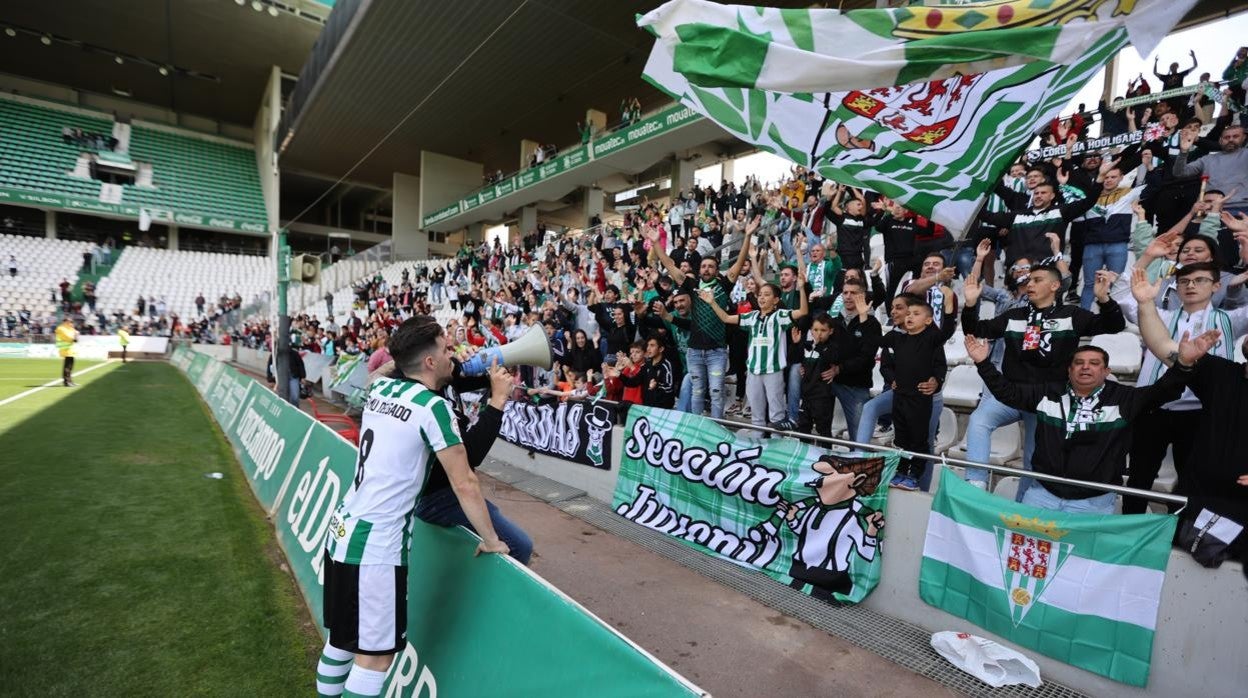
0,359,320,694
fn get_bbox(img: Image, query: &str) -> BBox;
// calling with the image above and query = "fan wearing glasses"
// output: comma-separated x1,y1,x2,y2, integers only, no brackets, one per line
1118,264,1248,514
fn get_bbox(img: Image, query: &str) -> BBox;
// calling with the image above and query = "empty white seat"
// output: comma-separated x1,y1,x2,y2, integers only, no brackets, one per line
948,420,1021,465
932,407,960,454
944,331,969,366
1090,332,1143,375
941,364,983,409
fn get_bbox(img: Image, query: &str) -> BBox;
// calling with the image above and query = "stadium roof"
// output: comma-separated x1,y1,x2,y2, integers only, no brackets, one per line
0,0,329,126
276,0,885,189
276,0,1243,190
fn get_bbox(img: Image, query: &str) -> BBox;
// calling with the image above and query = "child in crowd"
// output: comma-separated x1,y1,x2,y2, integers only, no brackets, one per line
880,297,946,490
702,275,807,434
798,313,837,437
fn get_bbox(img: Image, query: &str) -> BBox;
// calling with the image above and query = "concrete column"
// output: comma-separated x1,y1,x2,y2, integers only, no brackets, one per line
670,157,695,202
168,224,179,251
520,139,540,170
1100,53,1121,137
393,171,428,259
583,187,604,227
585,109,607,139
418,150,482,224
518,205,537,235
721,158,736,185
45,209,57,239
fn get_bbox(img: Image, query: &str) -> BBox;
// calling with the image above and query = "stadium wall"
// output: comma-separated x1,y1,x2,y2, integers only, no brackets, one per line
489,429,1248,698
169,346,705,697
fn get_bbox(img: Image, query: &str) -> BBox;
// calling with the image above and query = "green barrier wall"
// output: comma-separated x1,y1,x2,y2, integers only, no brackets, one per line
169,346,705,697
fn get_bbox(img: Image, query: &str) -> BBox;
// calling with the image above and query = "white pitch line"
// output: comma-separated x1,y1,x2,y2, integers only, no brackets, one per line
0,360,116,408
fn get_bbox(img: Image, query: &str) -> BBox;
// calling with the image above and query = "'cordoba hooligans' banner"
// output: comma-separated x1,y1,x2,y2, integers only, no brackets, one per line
613,406,899,604
920,470,1177,686
500,399,616,470
638,0,1196,232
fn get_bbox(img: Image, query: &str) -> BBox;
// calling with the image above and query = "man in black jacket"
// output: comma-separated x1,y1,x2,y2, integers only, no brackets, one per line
982,170,1101,265
960,262,1123,499
828,279,882,440
415,360,533,564
964,332,1219,514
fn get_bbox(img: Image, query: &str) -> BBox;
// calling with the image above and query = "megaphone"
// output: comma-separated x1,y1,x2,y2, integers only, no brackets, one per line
459,324,553,376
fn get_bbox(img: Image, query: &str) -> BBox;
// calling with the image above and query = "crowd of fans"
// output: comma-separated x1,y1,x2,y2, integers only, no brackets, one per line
258,61,1248,522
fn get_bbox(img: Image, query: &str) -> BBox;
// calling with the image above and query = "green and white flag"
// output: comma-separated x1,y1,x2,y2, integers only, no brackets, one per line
638,0,1196,232
613,405,899,604
920,470,1177,686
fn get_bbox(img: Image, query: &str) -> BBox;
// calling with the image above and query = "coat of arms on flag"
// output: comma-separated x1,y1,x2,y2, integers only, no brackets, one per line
993,520,1074,626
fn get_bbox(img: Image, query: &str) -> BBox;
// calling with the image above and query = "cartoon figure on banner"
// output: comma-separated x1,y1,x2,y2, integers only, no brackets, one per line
812,73,989,166
774,454,887,601
584,404,613,467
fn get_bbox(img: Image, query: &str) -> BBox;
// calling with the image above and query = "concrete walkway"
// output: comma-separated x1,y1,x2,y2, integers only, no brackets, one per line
480,473,958,698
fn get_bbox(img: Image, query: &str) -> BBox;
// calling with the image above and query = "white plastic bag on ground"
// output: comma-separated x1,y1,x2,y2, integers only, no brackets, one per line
930,631,1042,688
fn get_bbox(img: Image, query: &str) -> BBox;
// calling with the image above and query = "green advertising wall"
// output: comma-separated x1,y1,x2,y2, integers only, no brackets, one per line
168,346,704,697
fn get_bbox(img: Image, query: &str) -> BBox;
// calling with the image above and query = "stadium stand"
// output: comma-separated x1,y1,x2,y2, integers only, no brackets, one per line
0,233,91,316
0,94,266,229
95,247,270,320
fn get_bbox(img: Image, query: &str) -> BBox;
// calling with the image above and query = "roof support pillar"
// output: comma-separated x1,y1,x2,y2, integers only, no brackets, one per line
393,171,427,259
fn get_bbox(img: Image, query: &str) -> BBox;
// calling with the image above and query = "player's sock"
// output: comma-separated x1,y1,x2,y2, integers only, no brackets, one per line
316,642,354,697
342,665,387,697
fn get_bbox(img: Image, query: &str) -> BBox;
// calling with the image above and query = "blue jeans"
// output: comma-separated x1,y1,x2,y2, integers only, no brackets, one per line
414,487,534,564
675,373,692,413
786,363,802,422
1080,242,1128,309
831,384,870,444
964,391,1037,502
687,347,728,418
1022,485,1116,515
952,245,976,279
287,378,301,406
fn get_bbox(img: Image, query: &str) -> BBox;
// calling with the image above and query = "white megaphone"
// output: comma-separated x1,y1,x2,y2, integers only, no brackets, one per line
459,324,554,376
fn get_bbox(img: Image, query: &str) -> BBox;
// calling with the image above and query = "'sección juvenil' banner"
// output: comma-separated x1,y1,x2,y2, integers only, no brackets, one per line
612,405,898,604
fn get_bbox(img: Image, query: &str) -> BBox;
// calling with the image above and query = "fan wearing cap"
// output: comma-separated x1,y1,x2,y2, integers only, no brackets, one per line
960,256,1123,499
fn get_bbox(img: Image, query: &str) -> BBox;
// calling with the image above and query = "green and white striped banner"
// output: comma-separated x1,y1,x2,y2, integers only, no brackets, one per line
613,405,899,604
639,0,1195,233
920,470,1177,686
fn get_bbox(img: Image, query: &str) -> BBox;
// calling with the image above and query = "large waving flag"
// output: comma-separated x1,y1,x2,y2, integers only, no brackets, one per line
639,0,1196,233
920,470,1177,686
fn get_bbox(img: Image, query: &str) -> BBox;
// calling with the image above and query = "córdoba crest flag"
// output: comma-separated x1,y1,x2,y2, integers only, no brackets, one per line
920,470,1177,686
638,0,1196,232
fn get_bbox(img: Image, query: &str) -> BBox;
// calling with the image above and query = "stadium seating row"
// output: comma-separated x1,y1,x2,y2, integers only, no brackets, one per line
95,247,271,320
0,94,266,225
0,233,92,316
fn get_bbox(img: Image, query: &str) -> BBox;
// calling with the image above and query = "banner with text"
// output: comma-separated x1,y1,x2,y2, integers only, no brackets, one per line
499,399,616,470
170,349,704,696
612,406,898,604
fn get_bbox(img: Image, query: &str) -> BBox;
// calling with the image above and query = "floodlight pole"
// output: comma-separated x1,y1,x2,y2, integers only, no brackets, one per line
275,227,292,403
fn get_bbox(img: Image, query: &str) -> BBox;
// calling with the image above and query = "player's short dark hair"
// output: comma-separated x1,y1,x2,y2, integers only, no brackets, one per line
841,277,866,293
388,315,444,372
1069,345,1110,366
811,312,834,328
895,292,925,307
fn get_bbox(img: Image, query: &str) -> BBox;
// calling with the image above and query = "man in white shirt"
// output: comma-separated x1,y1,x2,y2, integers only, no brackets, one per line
1120,264,1248,512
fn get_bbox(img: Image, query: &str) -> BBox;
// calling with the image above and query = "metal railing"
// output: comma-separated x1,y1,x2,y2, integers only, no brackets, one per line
581,397,1185,506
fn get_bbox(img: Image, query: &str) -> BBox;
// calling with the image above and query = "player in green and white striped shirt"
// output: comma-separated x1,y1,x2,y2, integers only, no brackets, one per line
702,275,807,431
317,316,508,698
